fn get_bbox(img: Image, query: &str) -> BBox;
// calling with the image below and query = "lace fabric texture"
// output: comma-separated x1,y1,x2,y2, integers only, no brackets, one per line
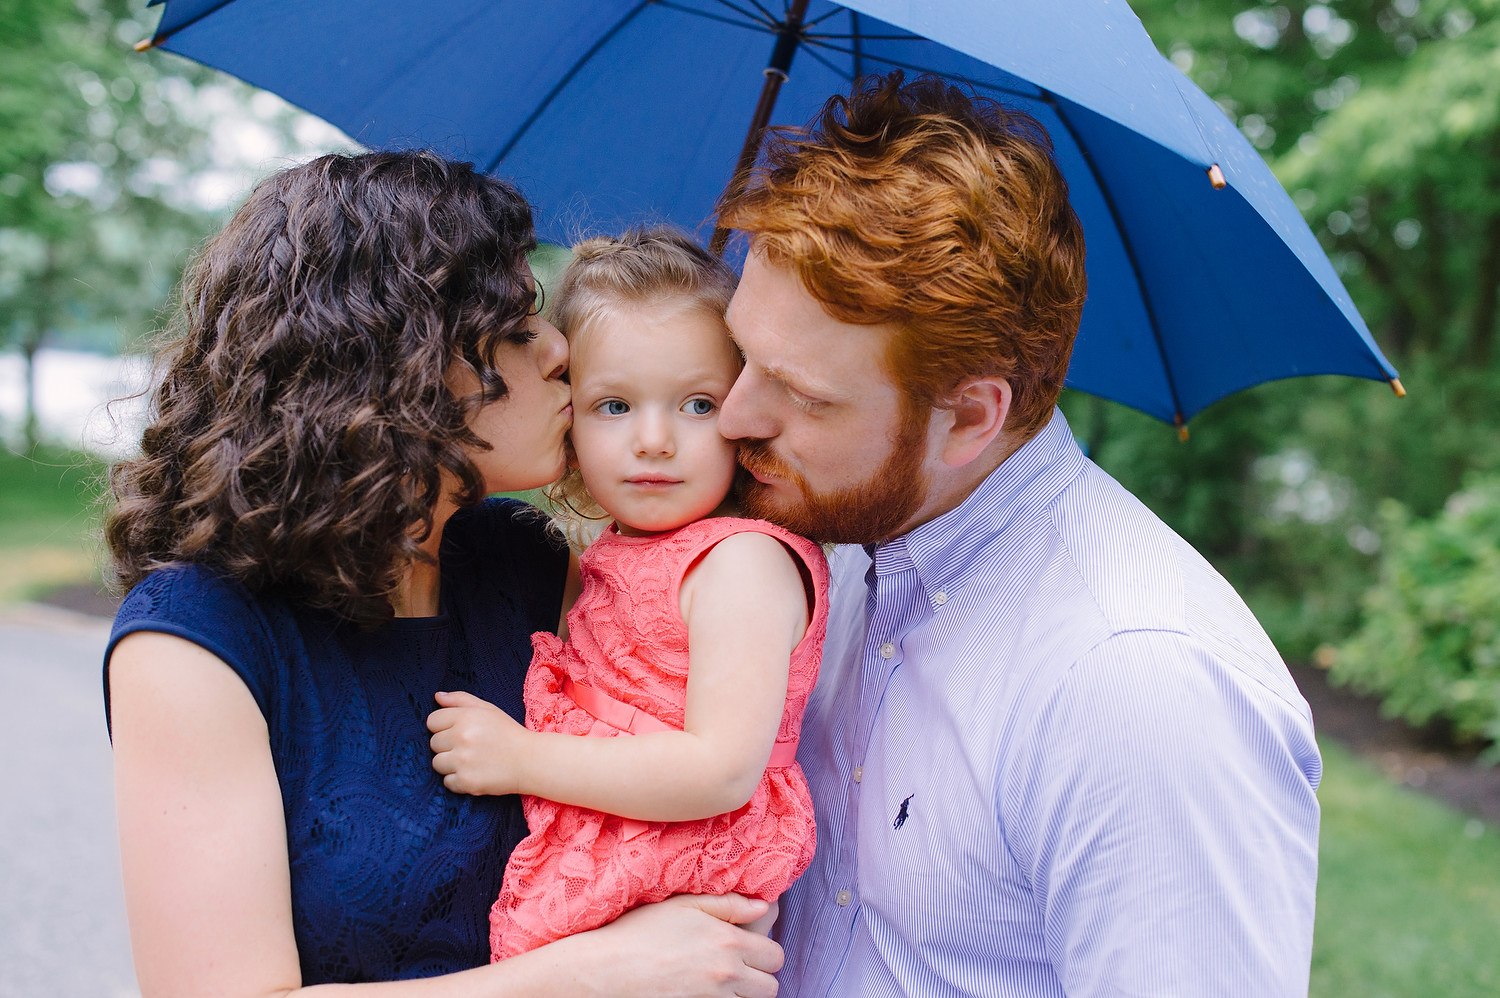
490,517,829,959
105,499,567,982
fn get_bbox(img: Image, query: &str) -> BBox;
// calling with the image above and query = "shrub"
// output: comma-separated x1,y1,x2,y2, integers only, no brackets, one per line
1332,476,1500,756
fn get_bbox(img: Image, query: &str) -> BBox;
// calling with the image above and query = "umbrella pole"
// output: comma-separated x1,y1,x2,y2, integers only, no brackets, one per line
710,0,811,257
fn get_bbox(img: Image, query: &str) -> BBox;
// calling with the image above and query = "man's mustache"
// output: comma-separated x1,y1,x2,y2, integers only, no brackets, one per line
736,440,797,484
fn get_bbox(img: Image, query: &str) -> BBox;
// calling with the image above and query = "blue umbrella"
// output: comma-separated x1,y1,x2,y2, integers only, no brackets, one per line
137,0,1401,432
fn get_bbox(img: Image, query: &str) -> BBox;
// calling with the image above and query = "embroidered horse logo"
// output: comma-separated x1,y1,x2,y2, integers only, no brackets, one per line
893,794,913,829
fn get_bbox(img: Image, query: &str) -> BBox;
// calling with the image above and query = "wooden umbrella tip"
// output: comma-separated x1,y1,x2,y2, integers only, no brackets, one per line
1390,377,1406,398
1173,414,1190,442
133,36,157,52
1207,164,1227,189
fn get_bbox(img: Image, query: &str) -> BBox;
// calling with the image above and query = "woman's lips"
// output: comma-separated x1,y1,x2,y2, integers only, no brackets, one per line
625,476,681,486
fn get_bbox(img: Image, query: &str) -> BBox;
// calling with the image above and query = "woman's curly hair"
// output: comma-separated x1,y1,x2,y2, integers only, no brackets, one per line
105,150,540,628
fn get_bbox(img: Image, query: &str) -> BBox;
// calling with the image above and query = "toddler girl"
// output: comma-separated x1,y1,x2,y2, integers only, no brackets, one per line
426,227,826,960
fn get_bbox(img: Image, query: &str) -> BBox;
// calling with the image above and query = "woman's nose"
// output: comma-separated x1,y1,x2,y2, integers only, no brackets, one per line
536,319,568,382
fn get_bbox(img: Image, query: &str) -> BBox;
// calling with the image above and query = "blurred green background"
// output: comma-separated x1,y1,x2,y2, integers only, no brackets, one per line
3,0,1498,993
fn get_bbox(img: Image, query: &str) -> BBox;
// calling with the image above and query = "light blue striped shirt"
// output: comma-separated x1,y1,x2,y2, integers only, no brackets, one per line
777,409,1321,997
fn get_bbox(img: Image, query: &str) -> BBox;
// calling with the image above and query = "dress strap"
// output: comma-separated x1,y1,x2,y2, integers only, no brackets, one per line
563,677,799,768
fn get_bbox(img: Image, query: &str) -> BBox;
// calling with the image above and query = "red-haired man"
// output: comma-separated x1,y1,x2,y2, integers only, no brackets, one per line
717,72,1320,998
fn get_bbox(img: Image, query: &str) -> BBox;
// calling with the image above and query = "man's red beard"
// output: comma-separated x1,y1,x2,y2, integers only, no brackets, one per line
736,415,929,545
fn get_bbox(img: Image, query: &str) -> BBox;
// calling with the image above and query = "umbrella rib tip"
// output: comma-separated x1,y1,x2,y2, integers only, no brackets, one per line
133,36,157,52
1390,377,1406,398
1207,164,1227,189
1173,414,1190,442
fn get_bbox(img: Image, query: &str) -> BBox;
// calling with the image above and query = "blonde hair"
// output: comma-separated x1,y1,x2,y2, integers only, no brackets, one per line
544,226,739,548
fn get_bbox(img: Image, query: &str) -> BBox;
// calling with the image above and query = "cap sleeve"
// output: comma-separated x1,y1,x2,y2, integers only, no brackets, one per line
104,564,281,733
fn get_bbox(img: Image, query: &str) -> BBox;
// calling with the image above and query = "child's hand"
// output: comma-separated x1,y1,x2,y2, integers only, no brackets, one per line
426,690,528,796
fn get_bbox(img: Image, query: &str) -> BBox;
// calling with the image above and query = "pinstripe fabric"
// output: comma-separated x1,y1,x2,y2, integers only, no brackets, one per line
776,409,1321,998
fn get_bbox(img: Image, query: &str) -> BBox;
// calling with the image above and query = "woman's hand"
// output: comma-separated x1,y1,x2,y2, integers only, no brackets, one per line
539,894,783,998
427,690,529,796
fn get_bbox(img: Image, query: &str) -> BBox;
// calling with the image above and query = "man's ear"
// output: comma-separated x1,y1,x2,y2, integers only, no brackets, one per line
938,376,1012,468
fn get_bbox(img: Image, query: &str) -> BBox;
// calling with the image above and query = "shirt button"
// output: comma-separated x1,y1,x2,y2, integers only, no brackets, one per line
880,642,895,659
836,889,852,906
934,591,948,605
853,766,863,783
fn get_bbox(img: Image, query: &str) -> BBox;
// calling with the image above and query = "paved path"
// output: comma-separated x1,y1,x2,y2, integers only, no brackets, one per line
0,605,137,998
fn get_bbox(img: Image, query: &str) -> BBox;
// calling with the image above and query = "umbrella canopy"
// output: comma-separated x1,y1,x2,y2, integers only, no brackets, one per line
139,0,1400,429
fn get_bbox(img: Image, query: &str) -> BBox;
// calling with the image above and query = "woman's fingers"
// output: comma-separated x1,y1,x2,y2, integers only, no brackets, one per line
736,967,780,998
658,894,784,981
744,897,780,937
662,894,784,975
731,925,783,978
670,895,784,983
565,894,784,997
676,892,770,927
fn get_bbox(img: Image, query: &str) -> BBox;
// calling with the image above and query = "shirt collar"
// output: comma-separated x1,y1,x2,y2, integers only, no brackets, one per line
869,407,1089,603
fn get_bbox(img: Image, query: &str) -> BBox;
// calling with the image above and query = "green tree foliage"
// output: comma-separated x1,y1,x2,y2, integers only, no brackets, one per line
1276,4,1500,367
1070,2,1500,736
1335,478,1500,753
0,0,215,445
1,0,352,449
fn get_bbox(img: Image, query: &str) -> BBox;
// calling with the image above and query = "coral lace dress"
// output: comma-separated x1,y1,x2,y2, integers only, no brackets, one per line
490,516,828,959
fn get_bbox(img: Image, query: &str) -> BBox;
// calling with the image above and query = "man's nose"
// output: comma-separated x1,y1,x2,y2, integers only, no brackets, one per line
719,368,776,442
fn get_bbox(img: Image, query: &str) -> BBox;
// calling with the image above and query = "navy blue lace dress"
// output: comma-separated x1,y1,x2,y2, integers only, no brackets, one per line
104,499,568,982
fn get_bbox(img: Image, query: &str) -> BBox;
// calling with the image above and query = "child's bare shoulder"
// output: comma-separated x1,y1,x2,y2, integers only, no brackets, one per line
695,527,801,575
681,525,811,640
681,526,806,610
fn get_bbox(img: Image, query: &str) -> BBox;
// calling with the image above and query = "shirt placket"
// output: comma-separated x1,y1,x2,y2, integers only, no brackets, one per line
812,545,928,997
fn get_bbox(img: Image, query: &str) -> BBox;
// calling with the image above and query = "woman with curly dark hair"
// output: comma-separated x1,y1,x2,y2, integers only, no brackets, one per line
103,151,781,997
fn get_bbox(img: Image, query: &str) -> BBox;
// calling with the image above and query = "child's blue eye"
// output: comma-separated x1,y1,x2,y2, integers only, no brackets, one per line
600,400,629,416
684,398,715,416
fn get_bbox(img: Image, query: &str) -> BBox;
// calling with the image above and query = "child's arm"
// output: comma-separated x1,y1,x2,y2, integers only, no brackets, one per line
428,531,809,821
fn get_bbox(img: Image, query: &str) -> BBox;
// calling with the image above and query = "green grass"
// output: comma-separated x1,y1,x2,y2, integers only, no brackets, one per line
1313,737,1500,997
0,445,107,602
